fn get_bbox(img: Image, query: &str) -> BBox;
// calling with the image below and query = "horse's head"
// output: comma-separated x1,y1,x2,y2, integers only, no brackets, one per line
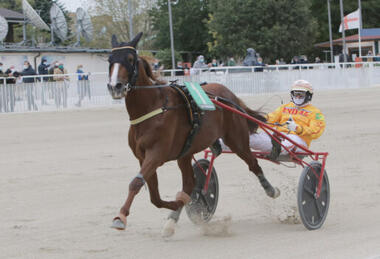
107,32,143,99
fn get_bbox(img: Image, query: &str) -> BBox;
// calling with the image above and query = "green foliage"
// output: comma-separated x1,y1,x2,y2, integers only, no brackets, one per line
207,0,318,63
312,0,380,43
0,0,23,11
155,48,182,69
150,0,211,61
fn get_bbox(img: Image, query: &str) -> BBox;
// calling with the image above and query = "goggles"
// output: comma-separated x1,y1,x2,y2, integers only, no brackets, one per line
292,91,306,98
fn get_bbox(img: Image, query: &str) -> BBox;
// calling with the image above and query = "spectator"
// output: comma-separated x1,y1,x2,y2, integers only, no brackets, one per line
227,57,236,66
192,55,208,75
0,63,7,112
367,50,373,62
175,61,184,76
193,55,208,69
5,65,17,84
0,62,6,83
209,59,218,67
20,61,38,111
291,56,299,64
75,65,91,107
20,61,36,83
183,63,190,76
254,57,266,72
243,48,258,66
53,62,69,108
48,61,57,80
291,56,301,70
299,55,308,64
339,52,351,63
278,58,287,70
38,58,49,82
314,57,322,63
38,58,50,105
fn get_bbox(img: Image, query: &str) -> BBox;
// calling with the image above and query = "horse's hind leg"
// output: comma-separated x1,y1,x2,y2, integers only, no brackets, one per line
146,172,187,210
162,155,195,237
224,135,280,199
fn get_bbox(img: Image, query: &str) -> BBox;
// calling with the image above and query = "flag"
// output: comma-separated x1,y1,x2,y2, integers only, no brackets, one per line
339,9,360,32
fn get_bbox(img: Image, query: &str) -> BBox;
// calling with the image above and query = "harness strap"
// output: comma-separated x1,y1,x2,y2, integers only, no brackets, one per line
130,108,165,125
112,46,136,52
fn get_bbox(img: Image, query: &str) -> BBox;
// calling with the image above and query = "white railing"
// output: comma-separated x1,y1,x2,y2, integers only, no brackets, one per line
1,62,380,113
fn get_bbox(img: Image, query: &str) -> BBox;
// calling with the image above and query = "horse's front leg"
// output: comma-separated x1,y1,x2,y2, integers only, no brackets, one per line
111,155,161,230
111,152,190,230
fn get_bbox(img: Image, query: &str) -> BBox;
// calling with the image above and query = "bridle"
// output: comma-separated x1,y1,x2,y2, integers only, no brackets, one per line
109,45,140,91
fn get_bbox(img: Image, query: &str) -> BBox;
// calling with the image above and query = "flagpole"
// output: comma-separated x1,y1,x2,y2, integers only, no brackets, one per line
358,0,362,57
327,0,334,63
339,0,347,62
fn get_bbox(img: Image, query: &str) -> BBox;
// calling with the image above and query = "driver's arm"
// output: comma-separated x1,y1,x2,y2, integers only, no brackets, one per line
298,111,325,139
266,105,283,124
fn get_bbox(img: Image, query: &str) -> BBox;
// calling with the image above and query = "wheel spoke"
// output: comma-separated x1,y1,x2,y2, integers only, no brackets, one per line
303,185,315,197
315,199,323,219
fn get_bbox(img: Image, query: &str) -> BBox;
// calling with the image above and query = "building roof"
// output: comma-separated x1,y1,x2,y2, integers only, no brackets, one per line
0,46,111,54
0,8,24,22
315,28,380,48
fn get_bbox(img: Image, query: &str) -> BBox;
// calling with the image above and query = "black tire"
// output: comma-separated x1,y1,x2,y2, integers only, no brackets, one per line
297,161,330,230
185,159,219,224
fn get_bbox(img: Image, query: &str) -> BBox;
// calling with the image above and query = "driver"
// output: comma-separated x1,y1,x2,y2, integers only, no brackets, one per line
250,79,326,160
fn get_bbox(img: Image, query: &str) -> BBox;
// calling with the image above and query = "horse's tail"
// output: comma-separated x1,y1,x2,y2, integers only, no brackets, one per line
236,98,267,134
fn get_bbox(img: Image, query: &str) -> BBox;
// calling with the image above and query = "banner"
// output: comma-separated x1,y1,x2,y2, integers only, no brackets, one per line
339,9,360,32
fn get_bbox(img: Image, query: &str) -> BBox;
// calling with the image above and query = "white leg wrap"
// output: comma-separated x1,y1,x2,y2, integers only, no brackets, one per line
176,191,191,205
162,218,176,238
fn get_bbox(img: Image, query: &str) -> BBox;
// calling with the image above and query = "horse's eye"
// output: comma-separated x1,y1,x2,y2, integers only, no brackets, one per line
128,57,134,63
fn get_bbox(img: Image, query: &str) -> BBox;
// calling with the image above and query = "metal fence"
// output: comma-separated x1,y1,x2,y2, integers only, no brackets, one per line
1,62,380,113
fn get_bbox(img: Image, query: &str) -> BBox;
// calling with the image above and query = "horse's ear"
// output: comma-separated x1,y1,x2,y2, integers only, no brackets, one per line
111,35,118,48
130,32,143,48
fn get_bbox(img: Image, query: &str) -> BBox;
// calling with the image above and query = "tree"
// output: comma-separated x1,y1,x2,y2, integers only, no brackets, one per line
311,0,380,44
0,0,23,11
150,0,211,62
92,0,156,49
155,48,182,68
207,0,318,63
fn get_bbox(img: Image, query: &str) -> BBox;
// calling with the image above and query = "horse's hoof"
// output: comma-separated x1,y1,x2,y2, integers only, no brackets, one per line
266,187,281,199
111,217,126,230
162,218,176,238
272,187,281,199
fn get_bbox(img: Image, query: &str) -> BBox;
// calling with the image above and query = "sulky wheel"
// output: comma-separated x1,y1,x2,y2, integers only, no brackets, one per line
185,159,219,224
297,161,330,230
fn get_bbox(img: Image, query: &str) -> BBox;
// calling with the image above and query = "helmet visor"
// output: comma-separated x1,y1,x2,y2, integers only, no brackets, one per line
291,91,306,98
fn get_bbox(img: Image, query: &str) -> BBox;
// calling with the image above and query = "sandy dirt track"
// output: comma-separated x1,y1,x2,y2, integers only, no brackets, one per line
1,87,380,259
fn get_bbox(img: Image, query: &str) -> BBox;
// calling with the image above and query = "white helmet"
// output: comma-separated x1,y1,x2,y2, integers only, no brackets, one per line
290,80,313,106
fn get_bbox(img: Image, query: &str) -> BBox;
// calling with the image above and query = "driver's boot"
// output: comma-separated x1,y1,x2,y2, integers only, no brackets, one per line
266,137,282,161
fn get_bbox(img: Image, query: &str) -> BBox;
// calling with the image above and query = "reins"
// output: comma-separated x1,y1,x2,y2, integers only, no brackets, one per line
128,84,171,90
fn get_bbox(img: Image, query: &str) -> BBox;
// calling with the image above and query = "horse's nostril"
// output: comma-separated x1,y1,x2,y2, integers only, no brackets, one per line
115,83,123,89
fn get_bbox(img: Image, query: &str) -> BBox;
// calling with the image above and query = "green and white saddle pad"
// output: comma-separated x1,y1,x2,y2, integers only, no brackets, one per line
183,82,215,111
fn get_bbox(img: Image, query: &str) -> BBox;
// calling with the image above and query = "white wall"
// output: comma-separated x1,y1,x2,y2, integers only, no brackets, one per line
0,52,109,74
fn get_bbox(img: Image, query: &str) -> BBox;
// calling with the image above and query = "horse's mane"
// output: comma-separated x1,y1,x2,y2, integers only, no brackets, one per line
139,56,167,85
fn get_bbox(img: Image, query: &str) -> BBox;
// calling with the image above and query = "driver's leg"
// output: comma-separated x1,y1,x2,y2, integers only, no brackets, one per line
280,134,307,154
249,132,272,152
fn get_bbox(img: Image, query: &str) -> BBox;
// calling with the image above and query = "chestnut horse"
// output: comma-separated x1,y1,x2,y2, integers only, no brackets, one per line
107,32,280,234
